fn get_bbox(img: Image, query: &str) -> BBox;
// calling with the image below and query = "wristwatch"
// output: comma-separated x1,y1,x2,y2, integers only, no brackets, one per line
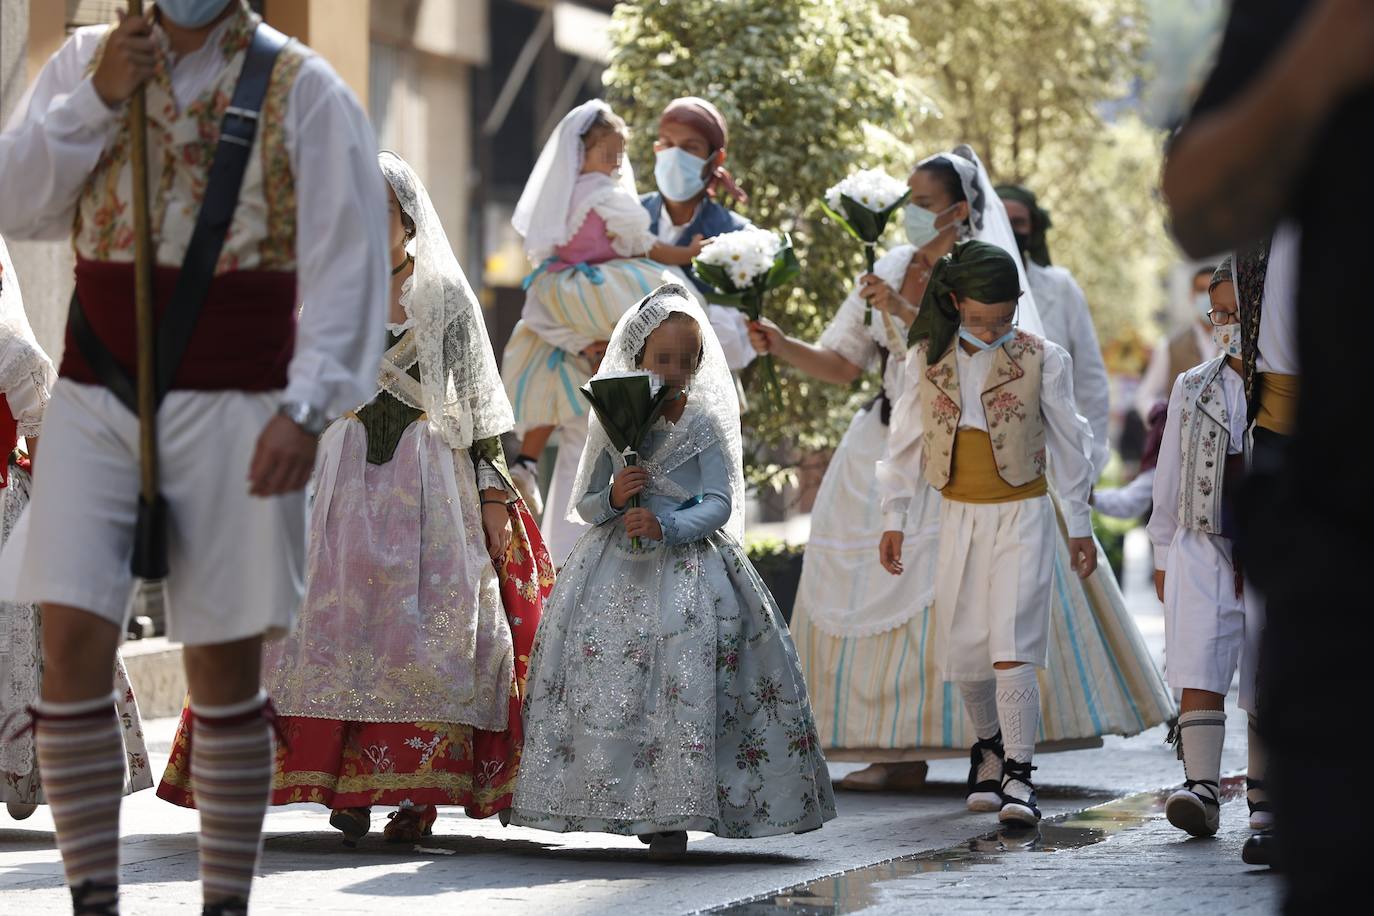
277,400,327,436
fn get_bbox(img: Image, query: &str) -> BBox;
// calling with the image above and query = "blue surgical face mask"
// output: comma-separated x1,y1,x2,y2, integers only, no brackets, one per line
903,202,961,248
654,147,710,203
958,326,1017,352
1192,291,1213,321
157,0,233,28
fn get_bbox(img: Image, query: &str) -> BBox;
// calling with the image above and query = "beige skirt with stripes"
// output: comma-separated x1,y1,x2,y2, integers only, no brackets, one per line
794,493,1174,761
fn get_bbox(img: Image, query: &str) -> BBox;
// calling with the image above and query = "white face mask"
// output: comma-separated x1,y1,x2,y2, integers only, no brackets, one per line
1212,321,1242,358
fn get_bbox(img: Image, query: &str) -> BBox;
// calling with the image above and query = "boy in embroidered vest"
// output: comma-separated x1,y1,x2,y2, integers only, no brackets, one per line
1148,259,1262,839
0,2,386,913
877,240,1098,828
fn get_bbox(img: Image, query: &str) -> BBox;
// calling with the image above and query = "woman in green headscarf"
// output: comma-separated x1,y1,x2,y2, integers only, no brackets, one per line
997,184,1111,478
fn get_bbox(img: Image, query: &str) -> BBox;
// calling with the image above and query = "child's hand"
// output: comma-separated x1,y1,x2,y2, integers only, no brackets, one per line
1067,537,1098,579
581,340,609,371
687,234,707,258
624,507,663,541
747,319,784,355
879,530,905,575
610,466,649,509
1154,569,1166,603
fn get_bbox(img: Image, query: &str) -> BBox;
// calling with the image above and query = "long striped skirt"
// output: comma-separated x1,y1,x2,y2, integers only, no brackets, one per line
501,258,687,430
794,492,1173,762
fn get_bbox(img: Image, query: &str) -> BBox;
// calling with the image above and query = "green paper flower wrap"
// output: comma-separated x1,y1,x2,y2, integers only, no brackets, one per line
579,371,674,548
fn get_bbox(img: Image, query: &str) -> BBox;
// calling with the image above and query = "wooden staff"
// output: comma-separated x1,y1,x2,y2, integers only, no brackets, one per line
128,0,159,537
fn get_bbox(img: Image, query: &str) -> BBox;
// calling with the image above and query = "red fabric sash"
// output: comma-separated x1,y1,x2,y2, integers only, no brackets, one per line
0,395,16,488
60,258,297,394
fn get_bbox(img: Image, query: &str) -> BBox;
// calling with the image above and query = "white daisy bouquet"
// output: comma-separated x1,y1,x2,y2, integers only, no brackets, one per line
819,168,911,326
693,227,800,408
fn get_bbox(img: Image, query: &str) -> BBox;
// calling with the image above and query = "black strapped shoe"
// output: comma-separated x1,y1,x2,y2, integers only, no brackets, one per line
1166,778,1221,837
203,897,249,916
965,731,1005,812
1246,777,1273,829
998,758,1041,827
71,880,119,916
1242,830,1278,868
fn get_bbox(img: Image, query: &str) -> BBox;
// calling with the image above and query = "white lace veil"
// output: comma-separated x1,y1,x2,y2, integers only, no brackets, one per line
916,145,1043,336
0,236,54,421
378,152,513,449
566,282,746,543
511,99,639,263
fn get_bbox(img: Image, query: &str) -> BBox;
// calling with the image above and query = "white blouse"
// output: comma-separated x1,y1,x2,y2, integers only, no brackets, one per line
0,20,388,419
877,337,1097,538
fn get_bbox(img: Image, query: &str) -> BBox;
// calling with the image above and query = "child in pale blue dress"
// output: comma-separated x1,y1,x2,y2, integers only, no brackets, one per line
512,284,835,857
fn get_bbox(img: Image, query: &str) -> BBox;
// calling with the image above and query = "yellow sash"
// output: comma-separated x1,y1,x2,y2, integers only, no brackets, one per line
1256,372,1298,436
942,429,1048,504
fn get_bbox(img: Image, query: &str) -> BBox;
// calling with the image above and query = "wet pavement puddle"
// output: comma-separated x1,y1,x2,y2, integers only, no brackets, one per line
705,775,1246,914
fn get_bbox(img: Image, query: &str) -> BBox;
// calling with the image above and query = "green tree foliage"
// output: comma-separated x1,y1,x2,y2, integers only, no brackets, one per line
607,0,1175,485
605,0,917,487
890,0,1176,341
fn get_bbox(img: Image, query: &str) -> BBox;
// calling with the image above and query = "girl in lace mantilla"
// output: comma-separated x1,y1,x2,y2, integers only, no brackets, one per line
511,284,834,857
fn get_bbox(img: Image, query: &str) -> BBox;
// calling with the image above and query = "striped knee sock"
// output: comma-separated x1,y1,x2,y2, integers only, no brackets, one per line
190,691,276,908
32,692,125,912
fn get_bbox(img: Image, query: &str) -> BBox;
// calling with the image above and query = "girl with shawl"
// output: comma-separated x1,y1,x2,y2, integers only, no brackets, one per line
0,236,152,819
511,284,835,859
157,154,553,844
751,147,1171,793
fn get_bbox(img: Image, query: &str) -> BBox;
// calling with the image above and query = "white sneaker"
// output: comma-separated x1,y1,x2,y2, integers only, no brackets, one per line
509,460,543,517
1165,784,1221,838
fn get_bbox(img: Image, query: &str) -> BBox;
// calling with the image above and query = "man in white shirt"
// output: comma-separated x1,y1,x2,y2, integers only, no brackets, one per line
0,2,385,912
998,185,1111,477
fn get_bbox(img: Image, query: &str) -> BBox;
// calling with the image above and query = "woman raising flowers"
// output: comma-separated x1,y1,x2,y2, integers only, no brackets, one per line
750,146,1171,792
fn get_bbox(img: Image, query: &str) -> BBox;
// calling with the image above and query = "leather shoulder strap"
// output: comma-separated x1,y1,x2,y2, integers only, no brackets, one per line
155,23,290,400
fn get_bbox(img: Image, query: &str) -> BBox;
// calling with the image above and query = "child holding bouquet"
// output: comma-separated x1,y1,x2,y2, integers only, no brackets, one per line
511,284,835,858
502,100,703,562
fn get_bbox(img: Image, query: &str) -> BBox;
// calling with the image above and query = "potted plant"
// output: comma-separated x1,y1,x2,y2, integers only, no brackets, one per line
745,537,806,625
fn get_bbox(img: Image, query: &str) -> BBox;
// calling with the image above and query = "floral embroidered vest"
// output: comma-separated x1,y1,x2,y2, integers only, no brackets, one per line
1175,355,1243,535
918,330,1047,490
60,3,310,394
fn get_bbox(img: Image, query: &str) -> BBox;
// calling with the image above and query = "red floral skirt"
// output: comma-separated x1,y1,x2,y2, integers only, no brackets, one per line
157,502,552,818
